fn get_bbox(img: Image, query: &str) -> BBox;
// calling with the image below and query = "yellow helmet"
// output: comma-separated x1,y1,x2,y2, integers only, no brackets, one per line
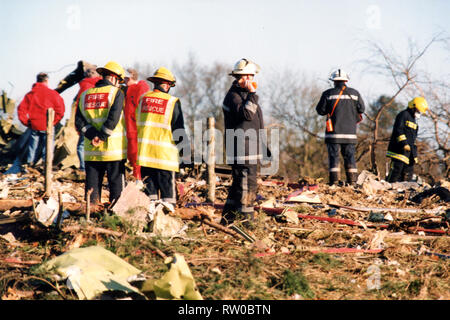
408,97,428,113
96,61,125,80
147,67,176,87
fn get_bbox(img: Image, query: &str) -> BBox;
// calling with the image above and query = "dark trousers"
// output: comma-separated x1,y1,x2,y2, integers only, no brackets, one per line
85,160,125,204
221,164,257,225
141,167,176,204
387,159,414,182
327,143,357,183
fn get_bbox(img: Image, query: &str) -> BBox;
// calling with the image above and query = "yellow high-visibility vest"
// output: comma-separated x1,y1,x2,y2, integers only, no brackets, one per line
136,91,179,172
79,85,127,161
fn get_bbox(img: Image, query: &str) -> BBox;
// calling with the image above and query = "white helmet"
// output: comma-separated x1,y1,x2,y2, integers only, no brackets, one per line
229,58,261,76
329,69,349,81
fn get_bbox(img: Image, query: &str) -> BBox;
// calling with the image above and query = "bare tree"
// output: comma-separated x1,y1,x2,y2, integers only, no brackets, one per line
172,53,205,135
265,70,326,179
361,34,445,176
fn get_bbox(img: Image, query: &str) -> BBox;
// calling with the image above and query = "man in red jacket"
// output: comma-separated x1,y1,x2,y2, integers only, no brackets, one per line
123,68,149,180
17,72,65,166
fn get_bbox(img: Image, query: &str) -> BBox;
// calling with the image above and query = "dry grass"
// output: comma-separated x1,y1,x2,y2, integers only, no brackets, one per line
0,167,448,300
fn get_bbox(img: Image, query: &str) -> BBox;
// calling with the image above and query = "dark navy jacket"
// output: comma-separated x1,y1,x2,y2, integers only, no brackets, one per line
223,81,265,165
315,82,365,144
387,108,418,164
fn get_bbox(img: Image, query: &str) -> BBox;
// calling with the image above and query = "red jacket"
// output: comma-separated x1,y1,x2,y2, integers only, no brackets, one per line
124,80,150,176
18,82,65,131
75,77,101,105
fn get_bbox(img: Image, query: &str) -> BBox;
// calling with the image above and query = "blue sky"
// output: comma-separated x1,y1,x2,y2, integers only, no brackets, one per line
0,0,448,123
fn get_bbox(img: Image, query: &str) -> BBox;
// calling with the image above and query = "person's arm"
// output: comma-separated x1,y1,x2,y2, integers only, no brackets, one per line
237,92,260,121
356,91,365,114
315,92,328,116
392,112,408,148
97,89,125,141
17,93,31,127
75,95,99,141
53,93,66,125
171,100,190,164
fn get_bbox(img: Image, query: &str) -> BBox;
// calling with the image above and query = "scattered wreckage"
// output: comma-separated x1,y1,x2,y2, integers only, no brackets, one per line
0,162,448,300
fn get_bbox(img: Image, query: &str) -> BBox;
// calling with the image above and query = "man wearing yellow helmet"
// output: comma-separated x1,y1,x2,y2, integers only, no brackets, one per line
134,67,188,204
386,97,428,182
75,61,127,207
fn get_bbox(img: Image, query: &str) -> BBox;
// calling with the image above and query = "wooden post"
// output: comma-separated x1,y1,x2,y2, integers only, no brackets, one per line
55,191,64,229
207,117,216,203
45,108,55,197
86,188,93,222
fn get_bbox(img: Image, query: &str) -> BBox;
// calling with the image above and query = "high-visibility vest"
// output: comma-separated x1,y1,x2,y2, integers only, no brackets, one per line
136,91,179,172
79,85,127,161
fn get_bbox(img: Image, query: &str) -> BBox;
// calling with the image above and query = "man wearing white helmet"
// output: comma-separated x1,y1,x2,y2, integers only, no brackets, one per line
315,69,365,185
221,58,267,226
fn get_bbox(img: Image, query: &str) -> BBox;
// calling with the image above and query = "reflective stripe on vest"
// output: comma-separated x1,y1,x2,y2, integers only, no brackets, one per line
405,121,418,130
136,91,179,171
386,151,409,164
325,133,358,140
79,85,127,161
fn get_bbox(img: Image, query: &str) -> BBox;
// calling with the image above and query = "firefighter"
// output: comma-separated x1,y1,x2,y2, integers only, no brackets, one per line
221,58,266,226
75,61,127,206
135,67,188,205
386,97,428,182
74,67,102,172
123,68,150,181
315,69,365,185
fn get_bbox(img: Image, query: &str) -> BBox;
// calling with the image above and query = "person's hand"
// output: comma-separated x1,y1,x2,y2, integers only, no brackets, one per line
91,136,103,147
404,144,411,152
245,80,257,93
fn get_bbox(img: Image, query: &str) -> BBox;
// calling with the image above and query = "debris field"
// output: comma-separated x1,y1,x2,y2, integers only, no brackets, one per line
0,163,449,300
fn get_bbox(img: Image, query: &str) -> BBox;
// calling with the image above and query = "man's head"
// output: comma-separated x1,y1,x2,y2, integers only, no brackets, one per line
96,61,125,87
36,72,49,83
147,67,176,93
85,67,100,79
124,68,139,86
229,59,260,78
408,97,428,119
329,69,349,85
229,58,260,90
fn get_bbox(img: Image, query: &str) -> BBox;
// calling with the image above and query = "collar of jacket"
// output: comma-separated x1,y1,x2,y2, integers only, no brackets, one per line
334,81,347,89
95,79,115,87
231,80,247,93
31,82,48,90
406,107,416,117
81,77,101,86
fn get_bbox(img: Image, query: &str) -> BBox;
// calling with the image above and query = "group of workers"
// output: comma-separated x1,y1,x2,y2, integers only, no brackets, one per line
315,69,429,186
6,58,430,226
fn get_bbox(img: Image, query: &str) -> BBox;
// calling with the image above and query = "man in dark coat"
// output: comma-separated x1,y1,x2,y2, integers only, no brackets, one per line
221,58,266,225
315,69,365,185
386,97,428,182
